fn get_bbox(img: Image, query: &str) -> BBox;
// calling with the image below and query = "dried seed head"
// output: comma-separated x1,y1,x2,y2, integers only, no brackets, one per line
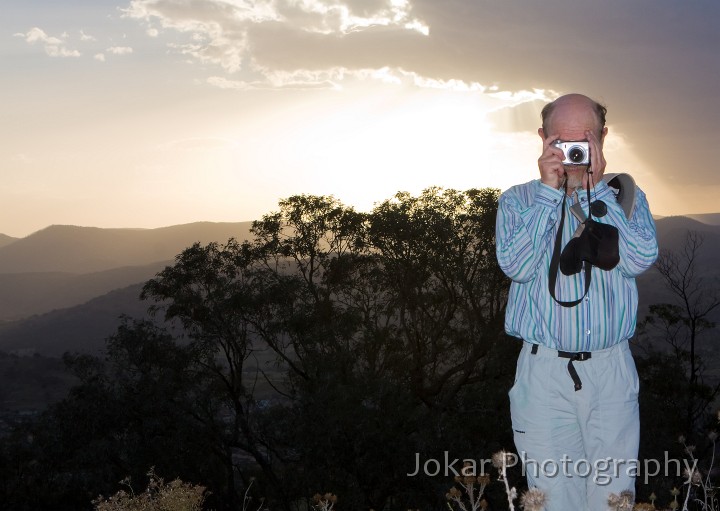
607,490,634,511
692,470,703,485
461,461,475,476
491,450,513,469
519,487,546,511
477,475,491,486
446,487,462,500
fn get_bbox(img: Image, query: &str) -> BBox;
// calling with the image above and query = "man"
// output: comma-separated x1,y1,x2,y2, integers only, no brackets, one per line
495,93,658,510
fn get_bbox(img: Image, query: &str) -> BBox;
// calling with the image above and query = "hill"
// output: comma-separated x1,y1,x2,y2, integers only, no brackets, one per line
0,214,718,417
0,214,716,357
0,222,254,321
0,262,169,322
0,222,253,274
0,234,18,249
686,213,720,226
653,216,720,269
0,283,150,357
0,352,79,416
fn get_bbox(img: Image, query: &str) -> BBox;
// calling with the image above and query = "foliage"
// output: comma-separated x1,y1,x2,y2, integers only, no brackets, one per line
677,429,719,511
639,231,720,435
445,454,545,511
2,191,718,510
92,468,206,511
0,319,226,511
631,414,720,511
311,492,337,511
134,188,513,509
634,230,720,505
0,187,514,509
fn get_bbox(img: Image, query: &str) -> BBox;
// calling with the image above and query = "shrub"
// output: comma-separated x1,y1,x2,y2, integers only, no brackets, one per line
92,468,206,511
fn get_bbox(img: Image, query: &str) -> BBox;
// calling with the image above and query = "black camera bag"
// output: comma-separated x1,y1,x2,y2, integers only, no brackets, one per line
559,218,620,275
549,179,621,308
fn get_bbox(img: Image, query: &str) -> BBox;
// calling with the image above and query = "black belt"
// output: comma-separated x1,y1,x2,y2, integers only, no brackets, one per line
530,344,592,391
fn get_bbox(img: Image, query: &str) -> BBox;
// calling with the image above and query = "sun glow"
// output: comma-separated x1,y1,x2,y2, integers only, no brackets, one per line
215,85,543,216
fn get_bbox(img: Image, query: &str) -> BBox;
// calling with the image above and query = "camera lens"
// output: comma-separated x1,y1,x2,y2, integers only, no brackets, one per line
568,146,586,163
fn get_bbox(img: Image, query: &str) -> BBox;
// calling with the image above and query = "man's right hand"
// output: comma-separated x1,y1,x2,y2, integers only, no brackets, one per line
538,133,566,189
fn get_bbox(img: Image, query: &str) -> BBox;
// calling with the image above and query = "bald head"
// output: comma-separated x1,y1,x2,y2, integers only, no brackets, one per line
541,94,607,139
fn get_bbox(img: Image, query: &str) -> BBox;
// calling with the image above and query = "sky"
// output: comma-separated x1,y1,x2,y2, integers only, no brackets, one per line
2,0,720,238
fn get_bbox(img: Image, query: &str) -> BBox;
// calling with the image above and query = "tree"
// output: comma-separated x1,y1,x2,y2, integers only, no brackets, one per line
141,240,284,508
633,230,720,504
0,188,514,511
0,319,225,511
640,230,720,436
140,188,514,510
365,188,508,410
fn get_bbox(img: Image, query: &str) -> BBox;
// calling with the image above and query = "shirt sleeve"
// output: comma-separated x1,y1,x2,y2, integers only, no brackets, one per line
593,180,659,277
495,181,563,283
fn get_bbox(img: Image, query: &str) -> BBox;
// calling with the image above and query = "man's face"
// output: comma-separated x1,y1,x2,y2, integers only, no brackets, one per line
563,163,589,191
542,98,606,190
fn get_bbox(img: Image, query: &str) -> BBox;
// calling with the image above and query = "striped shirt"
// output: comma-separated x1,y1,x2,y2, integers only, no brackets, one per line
495,178,658,352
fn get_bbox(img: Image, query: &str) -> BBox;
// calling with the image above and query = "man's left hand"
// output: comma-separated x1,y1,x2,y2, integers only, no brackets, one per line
584,129,606,188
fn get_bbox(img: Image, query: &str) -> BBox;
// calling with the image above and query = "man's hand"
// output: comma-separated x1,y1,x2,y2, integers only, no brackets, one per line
538,133,566,189
584,129,606,188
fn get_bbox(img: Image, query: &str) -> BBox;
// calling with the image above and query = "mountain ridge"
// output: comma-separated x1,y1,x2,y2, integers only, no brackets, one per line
0,234,18,249
0,215,718,356
0,283,149,357
0,221,254,321
0,221,253,274
0,262,171,321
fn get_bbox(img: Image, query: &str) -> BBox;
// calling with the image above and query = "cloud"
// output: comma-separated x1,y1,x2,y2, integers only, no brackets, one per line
207,69,342,90
120,0,720,186
15,27,81,57
271,0,428,35
107,46,134,55
486,100,548,134
79,30,96,41
121,0,428,78
403,0,720,186
92,46,133,63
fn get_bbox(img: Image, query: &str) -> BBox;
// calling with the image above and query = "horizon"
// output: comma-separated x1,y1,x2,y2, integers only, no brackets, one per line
3,1,720,238
3,209,720,240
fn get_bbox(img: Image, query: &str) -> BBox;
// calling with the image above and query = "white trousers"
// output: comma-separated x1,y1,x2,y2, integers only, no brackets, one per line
509,341,640,511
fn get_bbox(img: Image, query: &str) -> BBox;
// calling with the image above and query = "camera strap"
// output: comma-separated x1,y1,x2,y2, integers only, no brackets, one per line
549,183,592,307
568,173,637,226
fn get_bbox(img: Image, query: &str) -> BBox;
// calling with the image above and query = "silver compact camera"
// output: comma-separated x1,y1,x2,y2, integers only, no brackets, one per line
553,140,590,165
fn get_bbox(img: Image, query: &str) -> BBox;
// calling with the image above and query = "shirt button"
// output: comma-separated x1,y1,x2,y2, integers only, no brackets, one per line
586,329,591,335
